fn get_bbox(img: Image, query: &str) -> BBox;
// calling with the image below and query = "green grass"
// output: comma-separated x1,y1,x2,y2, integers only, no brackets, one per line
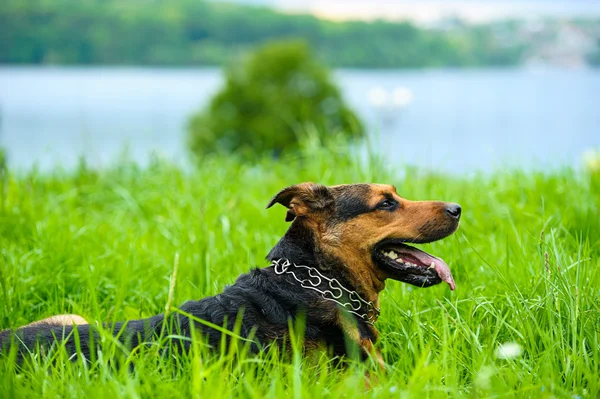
0,145,599,398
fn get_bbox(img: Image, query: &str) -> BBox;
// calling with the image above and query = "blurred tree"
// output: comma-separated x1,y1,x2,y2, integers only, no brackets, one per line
587,39,600,67
187,39,364,156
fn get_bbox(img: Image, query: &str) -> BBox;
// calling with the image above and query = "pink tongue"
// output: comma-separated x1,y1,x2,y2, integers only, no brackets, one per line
396,246,456,290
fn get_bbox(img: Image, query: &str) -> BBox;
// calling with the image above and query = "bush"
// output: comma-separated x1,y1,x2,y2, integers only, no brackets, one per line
187,39,364,156
587,40,600,67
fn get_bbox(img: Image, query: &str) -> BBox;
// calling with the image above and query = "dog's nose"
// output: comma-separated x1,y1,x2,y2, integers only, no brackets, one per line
445,203,462,219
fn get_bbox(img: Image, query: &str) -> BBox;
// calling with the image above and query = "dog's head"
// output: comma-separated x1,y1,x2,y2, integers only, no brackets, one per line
267,183,461,300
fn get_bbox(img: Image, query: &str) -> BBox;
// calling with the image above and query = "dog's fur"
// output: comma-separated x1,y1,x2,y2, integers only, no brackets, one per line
0,183,461,366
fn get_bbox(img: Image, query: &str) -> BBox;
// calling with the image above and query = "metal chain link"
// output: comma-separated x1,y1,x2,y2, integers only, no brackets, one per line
271,258,380,325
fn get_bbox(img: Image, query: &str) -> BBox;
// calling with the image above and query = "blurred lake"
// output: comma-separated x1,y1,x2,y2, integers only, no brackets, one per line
0,67,598,173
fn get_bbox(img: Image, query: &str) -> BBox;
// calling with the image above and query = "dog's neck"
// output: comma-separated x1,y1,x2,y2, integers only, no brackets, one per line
269,258,380,325
267,221,319,266
267,221,381,306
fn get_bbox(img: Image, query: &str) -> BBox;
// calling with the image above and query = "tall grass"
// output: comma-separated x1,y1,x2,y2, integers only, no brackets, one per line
0,145,599,398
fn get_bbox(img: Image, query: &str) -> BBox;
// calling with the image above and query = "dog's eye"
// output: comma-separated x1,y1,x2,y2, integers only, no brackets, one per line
377,199,397,210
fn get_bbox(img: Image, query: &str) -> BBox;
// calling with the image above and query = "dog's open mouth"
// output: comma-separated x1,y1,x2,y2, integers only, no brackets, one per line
374,242,456,290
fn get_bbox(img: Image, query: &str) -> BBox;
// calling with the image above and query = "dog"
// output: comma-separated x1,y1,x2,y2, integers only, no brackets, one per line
0,182,461,367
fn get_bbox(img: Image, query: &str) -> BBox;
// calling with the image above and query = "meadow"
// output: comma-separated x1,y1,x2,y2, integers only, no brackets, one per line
0,145,598,398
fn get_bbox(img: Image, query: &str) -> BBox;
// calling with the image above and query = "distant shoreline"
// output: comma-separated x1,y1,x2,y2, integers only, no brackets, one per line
3,1,598,69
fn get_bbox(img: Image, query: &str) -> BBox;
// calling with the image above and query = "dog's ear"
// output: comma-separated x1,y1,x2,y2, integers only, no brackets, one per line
266,183,333,222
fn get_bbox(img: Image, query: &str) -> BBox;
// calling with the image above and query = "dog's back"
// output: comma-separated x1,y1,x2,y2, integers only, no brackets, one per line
0,268,337,360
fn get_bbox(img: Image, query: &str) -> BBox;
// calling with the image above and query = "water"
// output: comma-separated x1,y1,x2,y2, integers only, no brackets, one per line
0,67,598,173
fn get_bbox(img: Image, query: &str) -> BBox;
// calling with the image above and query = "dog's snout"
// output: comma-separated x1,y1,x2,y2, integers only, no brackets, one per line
445,203,462,219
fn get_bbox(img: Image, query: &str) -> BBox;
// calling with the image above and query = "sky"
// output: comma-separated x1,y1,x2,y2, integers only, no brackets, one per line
216,0,600,23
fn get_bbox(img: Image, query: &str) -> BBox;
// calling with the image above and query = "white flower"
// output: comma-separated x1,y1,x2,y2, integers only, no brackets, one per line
495,342,523,359
474,365,495,390
583,149,600,173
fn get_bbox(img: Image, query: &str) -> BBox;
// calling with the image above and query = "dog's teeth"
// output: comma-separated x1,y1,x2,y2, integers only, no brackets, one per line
385,251,398,260
395,257,403,263
429,262,436,269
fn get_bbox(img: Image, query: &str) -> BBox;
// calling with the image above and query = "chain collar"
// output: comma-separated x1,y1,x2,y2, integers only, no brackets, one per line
271,258,380,325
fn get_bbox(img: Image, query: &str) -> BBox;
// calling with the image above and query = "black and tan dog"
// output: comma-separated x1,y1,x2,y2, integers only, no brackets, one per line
0,183,461,366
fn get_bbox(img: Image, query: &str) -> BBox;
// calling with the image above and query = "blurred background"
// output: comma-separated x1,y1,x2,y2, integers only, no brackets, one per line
0,0,599,173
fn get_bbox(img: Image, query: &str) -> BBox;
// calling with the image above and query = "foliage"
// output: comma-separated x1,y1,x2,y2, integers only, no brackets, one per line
0,0,527,68
587,39,600,67
187,40,363,156
0,147,6,172
0,145,599,397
